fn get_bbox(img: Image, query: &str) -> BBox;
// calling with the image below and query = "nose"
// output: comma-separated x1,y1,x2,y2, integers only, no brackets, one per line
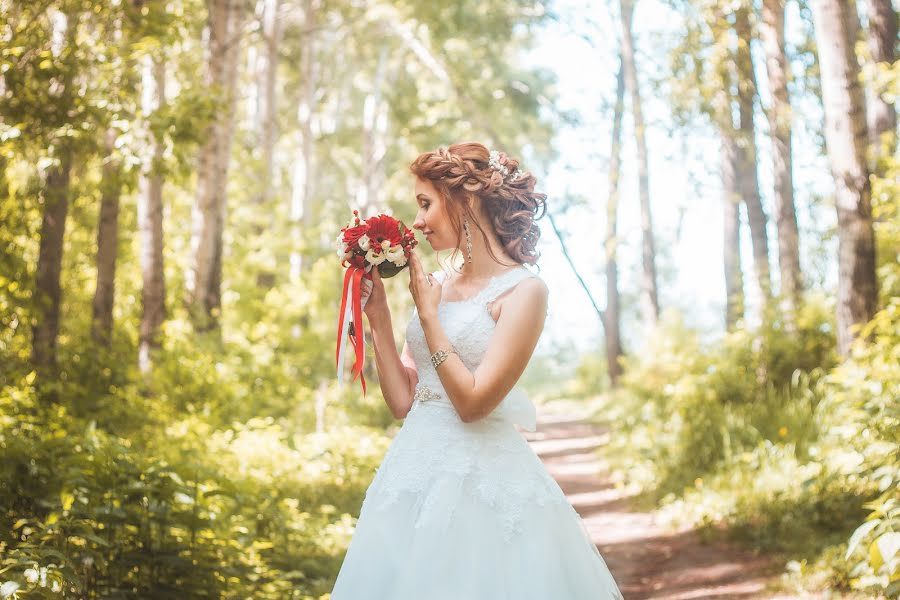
413,212,426,231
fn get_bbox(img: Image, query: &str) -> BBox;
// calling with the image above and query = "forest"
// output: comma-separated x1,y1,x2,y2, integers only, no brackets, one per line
0,0,897,598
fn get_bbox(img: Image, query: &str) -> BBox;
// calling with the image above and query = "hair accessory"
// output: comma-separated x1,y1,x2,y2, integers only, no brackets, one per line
488,150,524,183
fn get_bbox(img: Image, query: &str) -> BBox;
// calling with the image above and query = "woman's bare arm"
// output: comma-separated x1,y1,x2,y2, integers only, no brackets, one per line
369,313,418,419
418,277,549,422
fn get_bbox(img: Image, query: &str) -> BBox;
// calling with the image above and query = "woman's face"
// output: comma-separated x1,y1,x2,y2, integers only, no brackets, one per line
412,178,456,252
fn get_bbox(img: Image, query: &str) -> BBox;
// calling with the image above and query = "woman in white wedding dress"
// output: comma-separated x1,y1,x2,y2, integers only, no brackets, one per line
330,142,624,599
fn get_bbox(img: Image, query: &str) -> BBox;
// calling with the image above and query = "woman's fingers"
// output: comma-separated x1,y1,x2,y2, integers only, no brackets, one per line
408,250,419,276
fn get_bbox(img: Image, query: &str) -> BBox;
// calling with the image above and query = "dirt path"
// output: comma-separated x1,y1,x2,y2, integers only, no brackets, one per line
522,402,820,600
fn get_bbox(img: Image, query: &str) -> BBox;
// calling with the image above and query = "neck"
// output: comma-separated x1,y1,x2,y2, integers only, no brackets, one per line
458,228,518,279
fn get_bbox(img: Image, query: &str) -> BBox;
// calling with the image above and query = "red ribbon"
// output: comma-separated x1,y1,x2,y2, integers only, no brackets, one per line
336,266,368,395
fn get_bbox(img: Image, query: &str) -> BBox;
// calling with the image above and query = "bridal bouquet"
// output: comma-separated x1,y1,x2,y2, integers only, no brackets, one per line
335,210,418,394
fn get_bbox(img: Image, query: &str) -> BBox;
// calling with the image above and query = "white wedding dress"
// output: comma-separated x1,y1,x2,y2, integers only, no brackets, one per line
330,266,624,599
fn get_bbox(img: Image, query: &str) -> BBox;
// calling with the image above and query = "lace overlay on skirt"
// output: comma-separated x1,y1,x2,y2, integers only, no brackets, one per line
330,265,624,599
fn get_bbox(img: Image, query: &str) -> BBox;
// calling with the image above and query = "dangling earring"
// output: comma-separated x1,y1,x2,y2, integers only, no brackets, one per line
464,217,473,265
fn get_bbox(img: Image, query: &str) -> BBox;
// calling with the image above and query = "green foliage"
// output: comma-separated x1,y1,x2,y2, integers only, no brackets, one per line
593,283,898,596
0,369,389,599
1,0,560,595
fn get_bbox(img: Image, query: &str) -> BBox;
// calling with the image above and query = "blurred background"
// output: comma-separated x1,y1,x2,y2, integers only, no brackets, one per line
0,0,897,598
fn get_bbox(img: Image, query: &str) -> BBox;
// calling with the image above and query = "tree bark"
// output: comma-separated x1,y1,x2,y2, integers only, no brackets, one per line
811,0,879,356
252,0,282,289
760,0,802,325
619,0,659,328
722,133,745,330
91,127,122,346
32,12,76,372
187,0,245,331
356,43,392,215
138,54,167,373
289,0,317,283
605,55,625,385
32,148,72,369
734,5,772,305
865,0,898,162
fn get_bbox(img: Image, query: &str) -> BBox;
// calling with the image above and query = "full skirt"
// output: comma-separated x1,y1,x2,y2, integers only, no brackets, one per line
330,400,624,599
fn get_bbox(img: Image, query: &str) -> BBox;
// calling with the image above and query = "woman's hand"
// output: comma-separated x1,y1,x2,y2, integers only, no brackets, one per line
361,267,389,322
408,250,442,320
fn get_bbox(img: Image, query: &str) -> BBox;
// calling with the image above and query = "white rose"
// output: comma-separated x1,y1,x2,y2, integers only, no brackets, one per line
23,569,38,584
365,248,386,265
390,254,408,267
384,246,405,266
358,234,370,251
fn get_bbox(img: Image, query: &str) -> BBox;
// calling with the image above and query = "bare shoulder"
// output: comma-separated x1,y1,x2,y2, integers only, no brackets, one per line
490,273,549,323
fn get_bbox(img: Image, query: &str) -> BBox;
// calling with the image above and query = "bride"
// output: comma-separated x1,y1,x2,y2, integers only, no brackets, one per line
330,142,624,599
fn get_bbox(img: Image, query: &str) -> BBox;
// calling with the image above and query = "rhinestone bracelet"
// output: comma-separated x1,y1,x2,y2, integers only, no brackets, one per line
430,347,458,368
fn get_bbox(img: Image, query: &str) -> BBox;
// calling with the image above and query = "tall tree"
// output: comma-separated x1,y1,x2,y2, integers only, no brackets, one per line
760,0,802,324
865,0,898,165
619,0,660,328
605,55,626,384
138,53,167,373
356,43,395,216
722,134,745,329
251,0,282,289
734,4,772,305
32,10,77,370
91,126,122,346
289,0,317,282
186,0,246,331
811,0,878,356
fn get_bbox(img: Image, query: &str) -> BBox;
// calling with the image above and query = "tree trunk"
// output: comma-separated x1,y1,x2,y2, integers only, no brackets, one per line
605,55,625,385
356,43,393,215
289,0,317,283
734,5,772,306
91,127,122,346
32,13,76,372
253,0,282,289
722,134,745,330
865,0,898,164
32,148,72,370
760,0,802,326
187,0,245,331
811,0,879,356
138,54,167,373
619,0,659,328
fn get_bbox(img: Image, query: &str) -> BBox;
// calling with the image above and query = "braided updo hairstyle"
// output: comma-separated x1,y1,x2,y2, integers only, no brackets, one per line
409,141,547,270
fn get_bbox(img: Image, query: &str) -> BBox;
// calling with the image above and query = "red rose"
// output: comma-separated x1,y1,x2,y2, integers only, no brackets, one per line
342,224,368,249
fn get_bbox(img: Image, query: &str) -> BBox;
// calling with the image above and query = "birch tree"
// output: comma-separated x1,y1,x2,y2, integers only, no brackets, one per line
811,0,879,356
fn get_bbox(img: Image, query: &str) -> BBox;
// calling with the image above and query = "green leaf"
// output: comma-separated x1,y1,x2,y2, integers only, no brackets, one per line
846,519,880,559
876,532,900,566
870,539,884,571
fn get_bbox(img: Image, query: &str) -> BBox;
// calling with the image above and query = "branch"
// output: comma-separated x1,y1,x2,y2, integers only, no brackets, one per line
546,209,606,323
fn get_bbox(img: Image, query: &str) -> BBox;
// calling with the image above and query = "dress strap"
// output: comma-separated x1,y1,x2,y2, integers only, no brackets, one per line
482,267,537,304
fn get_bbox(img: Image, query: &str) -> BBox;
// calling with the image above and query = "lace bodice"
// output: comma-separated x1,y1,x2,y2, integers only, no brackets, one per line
360,265,580,544
404,265,541,430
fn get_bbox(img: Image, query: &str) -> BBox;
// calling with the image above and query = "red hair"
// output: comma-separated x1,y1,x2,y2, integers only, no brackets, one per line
409,141,547,270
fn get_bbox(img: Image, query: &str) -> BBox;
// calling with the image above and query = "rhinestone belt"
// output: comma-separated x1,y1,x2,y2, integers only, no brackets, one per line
412,385,453,407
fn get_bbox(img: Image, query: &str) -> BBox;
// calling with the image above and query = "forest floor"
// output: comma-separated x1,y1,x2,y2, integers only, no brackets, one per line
524,397,853,600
